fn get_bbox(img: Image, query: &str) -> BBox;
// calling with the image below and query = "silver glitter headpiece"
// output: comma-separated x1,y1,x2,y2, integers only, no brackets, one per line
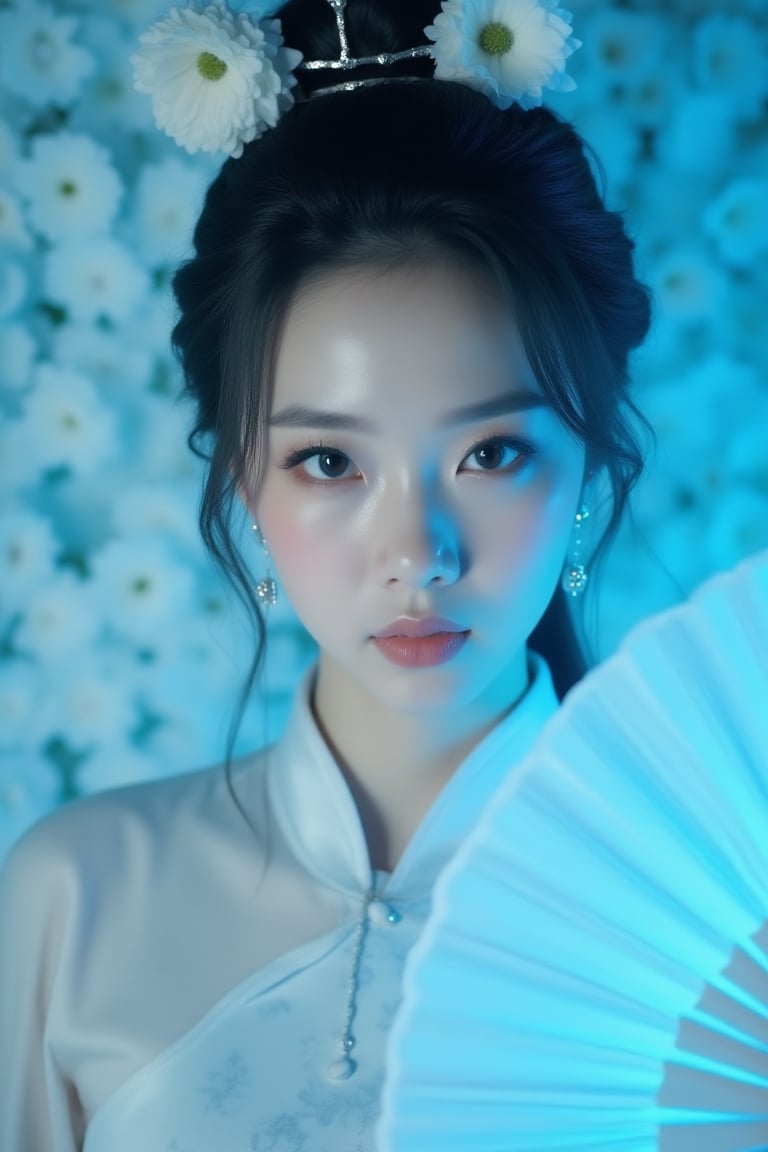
299,0,432,96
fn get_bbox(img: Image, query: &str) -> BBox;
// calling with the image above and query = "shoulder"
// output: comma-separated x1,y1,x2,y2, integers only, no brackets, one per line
0,747,273,914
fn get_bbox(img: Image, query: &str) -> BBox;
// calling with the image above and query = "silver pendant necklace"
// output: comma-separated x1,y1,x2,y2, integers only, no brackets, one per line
327,887,402,1081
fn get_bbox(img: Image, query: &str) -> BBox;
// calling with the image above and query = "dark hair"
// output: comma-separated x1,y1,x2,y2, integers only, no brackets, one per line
171,0,653,757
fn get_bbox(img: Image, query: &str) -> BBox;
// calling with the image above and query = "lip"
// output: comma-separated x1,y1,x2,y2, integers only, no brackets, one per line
374,616,466,639
371,630,470,668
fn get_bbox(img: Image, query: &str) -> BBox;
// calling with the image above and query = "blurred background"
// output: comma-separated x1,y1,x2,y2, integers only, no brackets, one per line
1,0,767,859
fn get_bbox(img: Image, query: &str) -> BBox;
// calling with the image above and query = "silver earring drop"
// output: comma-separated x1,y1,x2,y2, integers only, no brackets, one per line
561,502,590,598
252,523,278,607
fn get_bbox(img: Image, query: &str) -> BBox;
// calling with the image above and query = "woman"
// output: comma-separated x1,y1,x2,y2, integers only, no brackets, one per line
0,0,652,1148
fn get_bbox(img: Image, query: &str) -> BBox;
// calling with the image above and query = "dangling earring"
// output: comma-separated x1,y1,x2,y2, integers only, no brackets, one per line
252,523,278,607
561,501,590,598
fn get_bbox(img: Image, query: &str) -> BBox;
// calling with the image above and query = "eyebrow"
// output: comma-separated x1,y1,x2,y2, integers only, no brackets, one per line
268,391,549,432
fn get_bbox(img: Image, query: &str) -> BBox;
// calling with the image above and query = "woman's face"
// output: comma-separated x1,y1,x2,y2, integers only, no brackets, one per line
252,260,587,715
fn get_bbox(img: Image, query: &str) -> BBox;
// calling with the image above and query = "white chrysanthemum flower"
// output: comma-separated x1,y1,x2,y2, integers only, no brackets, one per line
18,364,119,476
0,510,61,613
0,259,29,319
703,178,768,271
89,535,196,643
0,323,37,393
0,186,33,251
648,244,728,330
50,323,154,398
14,132,123,244
0,0,95,109
621,66,686,132
0,662,44,751
111,481,203,552
693,13,768,119
15,570,103,664
131,2,303,157
37,665,139,749
578,8,671,87
132,156,207,267
426,0,580,110
43,237,150,324
69,17,156,135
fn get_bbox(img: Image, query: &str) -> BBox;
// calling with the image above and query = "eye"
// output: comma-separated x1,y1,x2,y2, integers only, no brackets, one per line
460,437,532,473
279,443,360,481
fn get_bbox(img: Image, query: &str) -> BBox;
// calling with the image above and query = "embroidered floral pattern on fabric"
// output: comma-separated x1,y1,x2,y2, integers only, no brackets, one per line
200,1048,250,1116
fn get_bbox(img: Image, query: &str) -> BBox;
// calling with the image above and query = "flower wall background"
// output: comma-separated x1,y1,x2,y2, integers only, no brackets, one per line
1,0,767,861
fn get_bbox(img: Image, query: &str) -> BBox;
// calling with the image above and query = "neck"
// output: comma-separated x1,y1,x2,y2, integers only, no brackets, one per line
311,649,531,871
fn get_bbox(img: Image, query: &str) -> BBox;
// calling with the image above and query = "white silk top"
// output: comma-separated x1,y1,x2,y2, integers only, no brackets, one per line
0,650,560,1152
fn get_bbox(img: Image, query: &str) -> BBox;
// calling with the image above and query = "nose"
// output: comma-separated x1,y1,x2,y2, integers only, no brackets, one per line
372,489,462,589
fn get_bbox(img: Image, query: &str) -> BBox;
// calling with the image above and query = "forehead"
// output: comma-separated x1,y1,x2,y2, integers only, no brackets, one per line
271,260,543,423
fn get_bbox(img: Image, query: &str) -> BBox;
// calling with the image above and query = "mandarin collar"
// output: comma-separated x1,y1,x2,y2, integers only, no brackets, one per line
267,650,560,905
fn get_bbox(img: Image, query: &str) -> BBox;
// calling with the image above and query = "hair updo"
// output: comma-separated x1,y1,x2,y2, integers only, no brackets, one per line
171,0,653,746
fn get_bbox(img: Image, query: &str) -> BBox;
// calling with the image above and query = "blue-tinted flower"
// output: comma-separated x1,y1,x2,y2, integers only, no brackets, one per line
15,570,103,665
14,132,123,243
0,259,29,319
703,178,768,270
426,0,580,110
43,236,150,324
89,534,196,643
693,13,768,120
132,155,208,267
0,510,61,615
131,1,302,157
18,364,119,476
0,0,95,108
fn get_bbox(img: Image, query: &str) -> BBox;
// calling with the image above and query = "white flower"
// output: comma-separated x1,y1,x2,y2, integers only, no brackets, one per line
89,534,196,643
0,662,44,751
702,178,768,271
131,2,303,157
50,323,154,397
426,0,580,111
68,17,156,135
14,570,103,665
693,13,768,120
0,0,95,109
14,132,123,244
0,322,36,393
0,186,33,251
36,665,139,749
18,363,119,476
578,8,672,88
648,244,728,330
132,156,207,267
0,259,29,319
43,237,150,324
111,481,203,552
0,510,60,615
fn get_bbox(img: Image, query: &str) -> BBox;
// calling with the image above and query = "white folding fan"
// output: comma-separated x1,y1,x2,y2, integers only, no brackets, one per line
378,548,768,1152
